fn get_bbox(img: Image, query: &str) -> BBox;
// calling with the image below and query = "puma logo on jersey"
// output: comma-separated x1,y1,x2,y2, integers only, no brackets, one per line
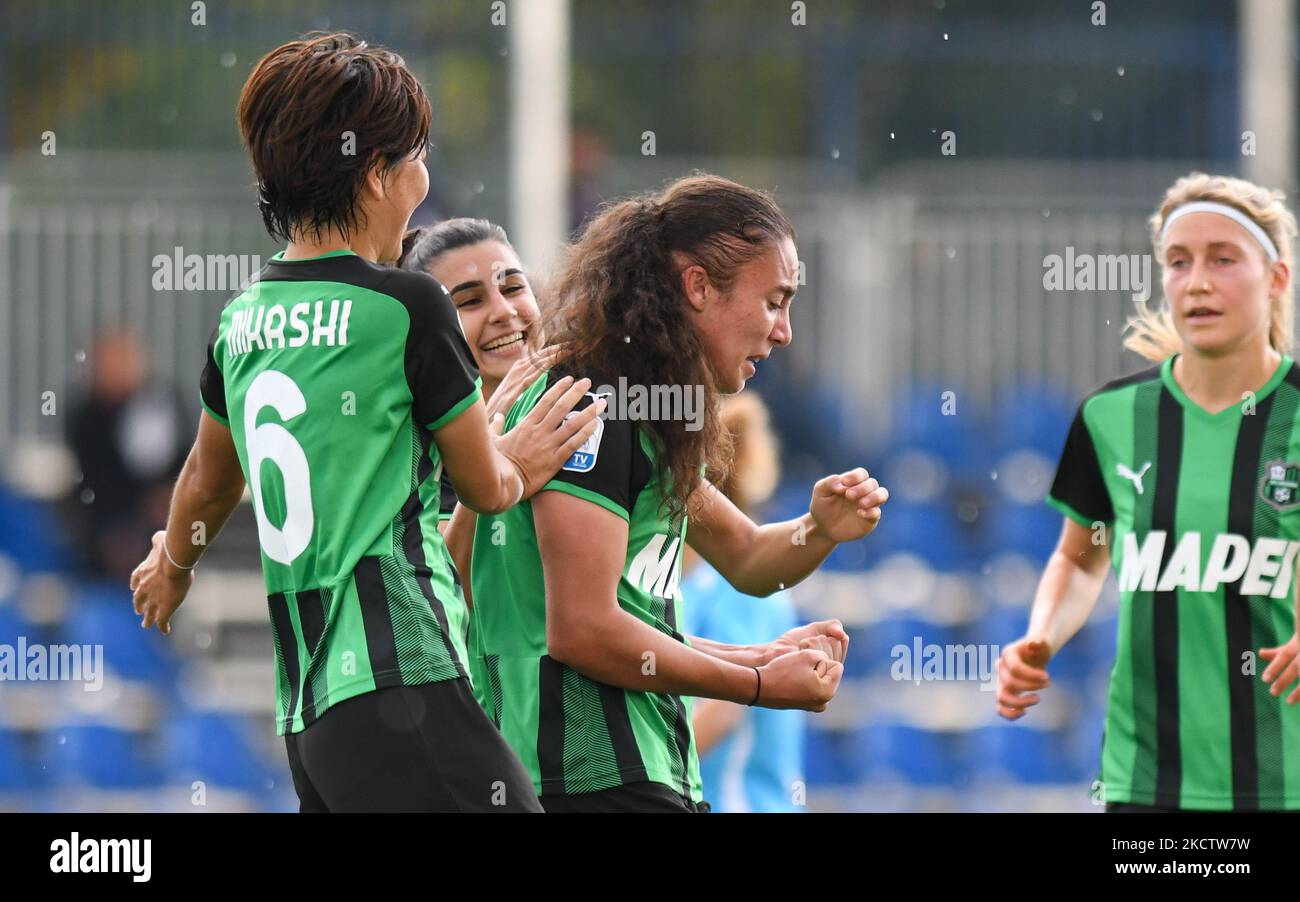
627,533,682,599
1116,461,1152,495
1119,531,1300,597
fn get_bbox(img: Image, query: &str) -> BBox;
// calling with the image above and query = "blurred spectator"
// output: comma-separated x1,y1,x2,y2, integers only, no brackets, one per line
682,392,805,813
64,331,187,579
570,124,611,237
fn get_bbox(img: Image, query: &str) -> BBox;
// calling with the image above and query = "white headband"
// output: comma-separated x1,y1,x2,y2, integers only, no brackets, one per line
1160,201,1279,262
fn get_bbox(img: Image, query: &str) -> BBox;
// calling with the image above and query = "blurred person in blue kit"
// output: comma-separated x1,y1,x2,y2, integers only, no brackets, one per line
683,392,807,812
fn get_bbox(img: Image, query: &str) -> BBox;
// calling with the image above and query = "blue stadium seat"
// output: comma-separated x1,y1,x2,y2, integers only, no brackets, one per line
40,723,154,789
767,481,814,522
73,583,138,609
1041,637,1094,683
966,723,1069,784
986,501,1064,563
863,723,961,786
861,617,964,684
0,488,72,573
1062,703,1107,784
840,624,880,681
1079,613,1120,659
970,607,1029,649
258,784,300,814
161,712,275,793
805,726,869,785
889,384,987,466
0,728,39,792
822,538,872,571
856,502,968,569
749,359,864,465
990,385,1076,458
965,609,1092,684
61,585,178,682
0,603,33,645
878,386,994,564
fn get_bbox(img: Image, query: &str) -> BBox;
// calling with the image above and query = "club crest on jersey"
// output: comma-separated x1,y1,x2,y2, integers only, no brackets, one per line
561,394,608,473
1260,460,1300,510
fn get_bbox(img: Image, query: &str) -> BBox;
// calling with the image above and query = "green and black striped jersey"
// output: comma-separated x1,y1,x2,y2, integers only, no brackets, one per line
1048,353,1300,809
469,370,703,802
199,250,481,734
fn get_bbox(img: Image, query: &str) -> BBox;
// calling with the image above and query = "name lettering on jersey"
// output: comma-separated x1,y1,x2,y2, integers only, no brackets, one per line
627,533,683,599
1118,531,1300,597
1116,461,1151,495
226,300,352,358
1260,460,1300,510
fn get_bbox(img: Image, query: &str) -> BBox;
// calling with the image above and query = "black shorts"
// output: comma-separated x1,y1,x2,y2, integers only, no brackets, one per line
1107,801,1296,813
540,782,709,813
283,679,543,813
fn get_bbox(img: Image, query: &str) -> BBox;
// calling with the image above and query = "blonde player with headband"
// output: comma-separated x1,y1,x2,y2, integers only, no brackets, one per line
997,172,1300,811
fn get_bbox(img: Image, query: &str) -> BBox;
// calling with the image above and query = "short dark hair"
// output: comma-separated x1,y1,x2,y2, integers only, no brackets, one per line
236,32,432,243
399,218,513,274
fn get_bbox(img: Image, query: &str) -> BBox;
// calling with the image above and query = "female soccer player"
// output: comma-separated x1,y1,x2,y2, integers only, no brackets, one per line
399,219,551,563
398,219,853,742
470,174,890,812
998,172,1300,811
127,33,603,813
399,219,554,718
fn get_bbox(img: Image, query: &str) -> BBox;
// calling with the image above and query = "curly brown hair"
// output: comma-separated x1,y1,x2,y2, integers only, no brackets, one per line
544,173,795,525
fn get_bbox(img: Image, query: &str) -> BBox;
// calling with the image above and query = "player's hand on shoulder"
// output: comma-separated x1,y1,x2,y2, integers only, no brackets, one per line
996,636,1052,720
485,344,564,425
809,467,889,542
494,375,606,500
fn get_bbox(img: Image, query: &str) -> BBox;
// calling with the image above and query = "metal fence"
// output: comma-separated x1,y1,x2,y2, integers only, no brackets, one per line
0,163,272,451
755,162,1166,451
0,155,1183,457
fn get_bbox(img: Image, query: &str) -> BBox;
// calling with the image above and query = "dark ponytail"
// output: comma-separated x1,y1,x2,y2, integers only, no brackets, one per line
544,173,795,525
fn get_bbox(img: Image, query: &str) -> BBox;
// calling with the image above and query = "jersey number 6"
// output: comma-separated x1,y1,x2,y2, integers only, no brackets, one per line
244,369,315,565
